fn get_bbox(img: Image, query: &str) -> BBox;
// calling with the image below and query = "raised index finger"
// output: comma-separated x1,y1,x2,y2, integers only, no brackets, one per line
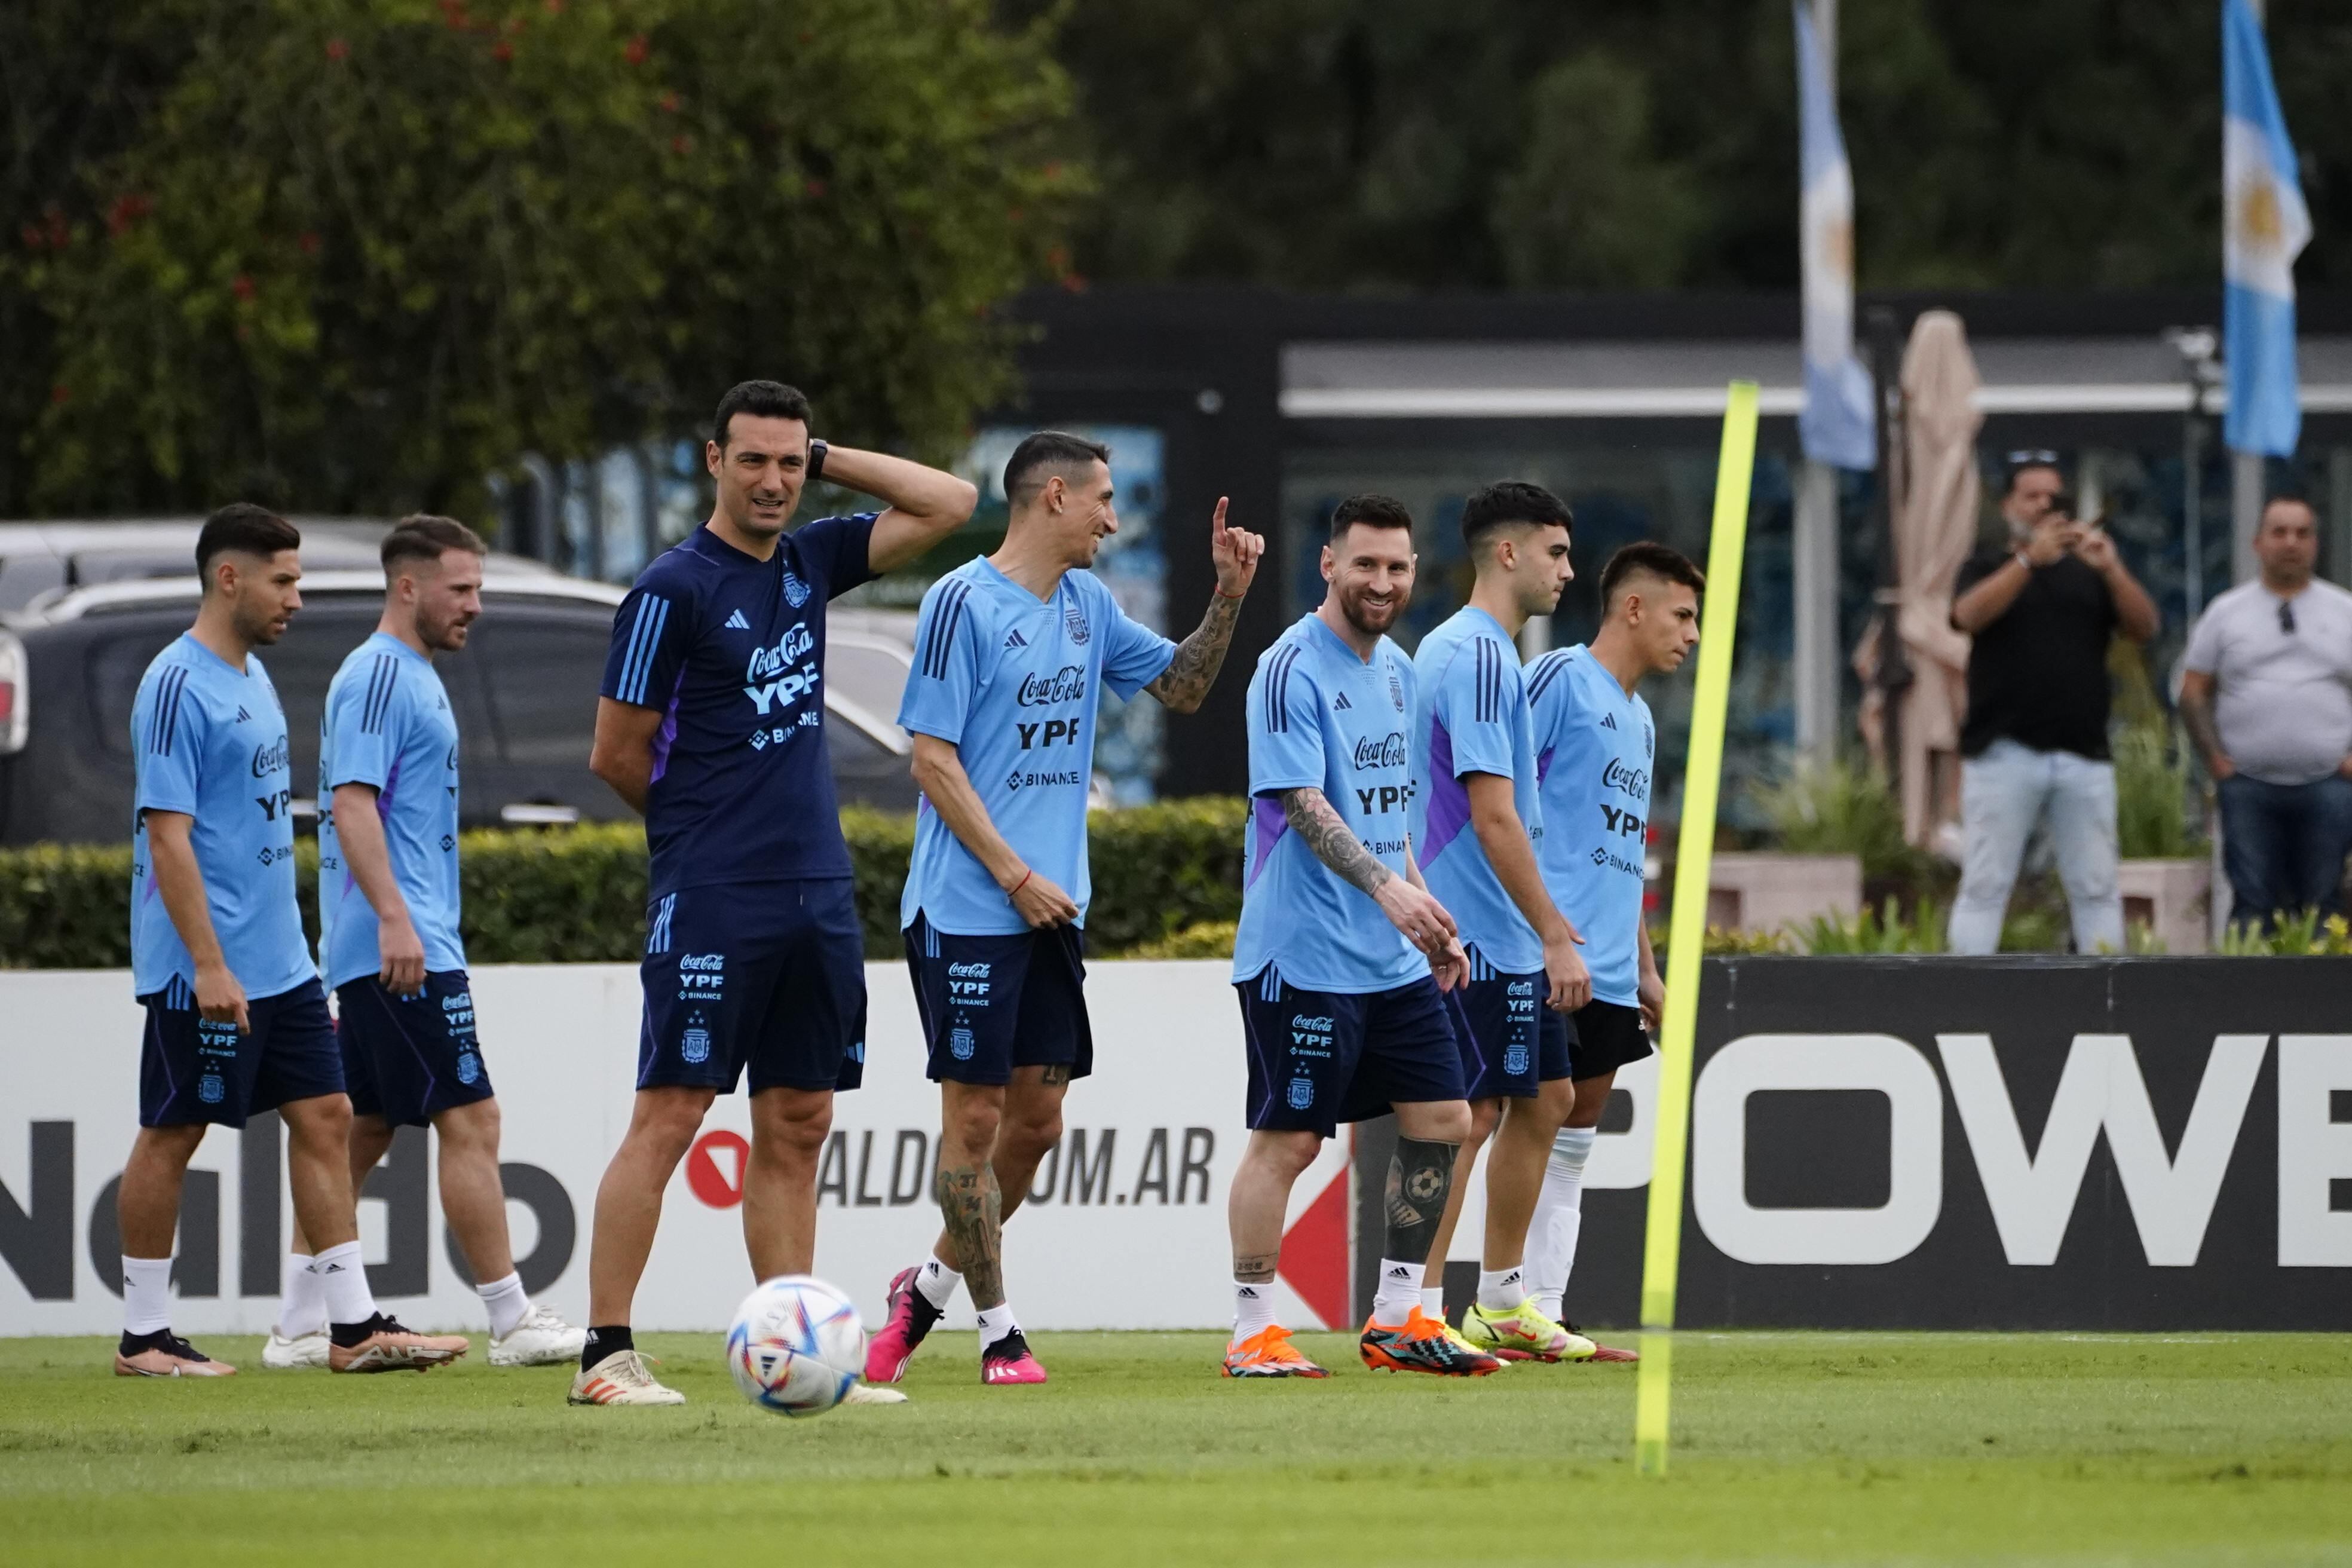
1210,496,1229,540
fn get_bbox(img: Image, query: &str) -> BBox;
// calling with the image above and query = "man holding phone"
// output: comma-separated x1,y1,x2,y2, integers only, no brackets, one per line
1946,455,2159,954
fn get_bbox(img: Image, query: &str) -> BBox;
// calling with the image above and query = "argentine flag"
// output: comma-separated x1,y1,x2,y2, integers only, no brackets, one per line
2223,0,2310,458
1794,1,1873,471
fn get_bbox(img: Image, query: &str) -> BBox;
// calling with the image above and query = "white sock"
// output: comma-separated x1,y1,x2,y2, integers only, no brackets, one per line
1420,1285,1446,1319
1527,1126,1595,1320
1232,1281,1278,1343
312,1241,377,1327
974,1303,1019,1350
278,1251,326,1337
122,1255,173,1336
1372,1258,1422,1324
1477,1264,1527,1312
915,1257,961,1312
477,1270,531,1339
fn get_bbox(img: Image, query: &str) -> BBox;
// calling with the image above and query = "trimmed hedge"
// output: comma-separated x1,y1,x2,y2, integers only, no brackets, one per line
0,799,1250,969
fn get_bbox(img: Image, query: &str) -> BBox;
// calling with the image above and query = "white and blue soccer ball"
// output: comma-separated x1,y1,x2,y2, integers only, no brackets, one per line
725,1275,866,1417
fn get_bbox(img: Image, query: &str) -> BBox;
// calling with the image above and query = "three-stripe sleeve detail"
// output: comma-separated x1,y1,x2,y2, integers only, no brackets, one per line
1261,644,1303,733
917,581,972,681
359,654,400,734
615,595,673,705
146,666,191,755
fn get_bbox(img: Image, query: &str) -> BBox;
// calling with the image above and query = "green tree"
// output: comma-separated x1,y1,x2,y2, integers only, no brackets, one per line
10,0,1079,518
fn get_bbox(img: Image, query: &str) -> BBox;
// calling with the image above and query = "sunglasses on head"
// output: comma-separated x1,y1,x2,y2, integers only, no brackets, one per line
2005,449,2061,468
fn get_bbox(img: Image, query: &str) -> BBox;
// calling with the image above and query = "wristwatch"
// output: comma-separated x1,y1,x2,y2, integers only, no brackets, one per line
806,439,828,486
2013,549,2033,573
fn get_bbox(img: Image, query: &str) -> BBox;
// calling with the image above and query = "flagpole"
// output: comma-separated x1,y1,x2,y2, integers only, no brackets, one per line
2231,0,2270,583
1794,0,1842,768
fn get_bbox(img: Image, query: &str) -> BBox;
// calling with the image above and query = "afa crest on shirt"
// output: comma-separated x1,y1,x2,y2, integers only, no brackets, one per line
1287,1076,1315,1110
1387,670,1406,710
1064,601,1091,645
783,571,811,608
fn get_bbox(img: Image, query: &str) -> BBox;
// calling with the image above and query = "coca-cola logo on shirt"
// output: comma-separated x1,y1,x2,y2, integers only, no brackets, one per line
1603,757,1650,801
1352,732,1408,770
1017,665,1088,706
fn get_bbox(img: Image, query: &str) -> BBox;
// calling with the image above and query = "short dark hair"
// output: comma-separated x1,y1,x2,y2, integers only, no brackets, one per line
195,503,301,584
2262,493,2319,526
2004,458,2063,496
382,514,488,573
1003,430,1110,509
1329,493,1414,539
712,379,813,449
1460,480,1572,552
1599,541,1705,610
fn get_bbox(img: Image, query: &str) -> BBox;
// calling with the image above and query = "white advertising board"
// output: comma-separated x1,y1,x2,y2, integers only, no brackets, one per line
0,962,1358,1337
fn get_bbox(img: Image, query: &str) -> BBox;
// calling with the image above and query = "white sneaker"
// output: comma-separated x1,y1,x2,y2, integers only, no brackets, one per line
841,1382,909,1406
489,1303,588,1367
568,1348,685,1405
261,1326,330,1370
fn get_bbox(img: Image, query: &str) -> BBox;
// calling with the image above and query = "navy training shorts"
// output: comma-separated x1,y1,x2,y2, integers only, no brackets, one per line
139,975,344,1129
1237,966,1469,1140
1454,949,1575,1100
336,970,496,1128
638,879,867,1095
904,911,1092,1086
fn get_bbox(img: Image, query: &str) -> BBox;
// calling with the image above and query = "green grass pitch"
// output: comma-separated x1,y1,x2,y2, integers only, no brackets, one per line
4,1330,2348,1565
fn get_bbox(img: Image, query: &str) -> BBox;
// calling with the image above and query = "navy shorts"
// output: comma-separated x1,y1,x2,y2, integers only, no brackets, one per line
1456,952,1574,1100
1569,998,1654,1082
1238,967,1469,1139
639,879,867,1095
904,912,1092,1086
335,972,495,1128
139,975,344,1129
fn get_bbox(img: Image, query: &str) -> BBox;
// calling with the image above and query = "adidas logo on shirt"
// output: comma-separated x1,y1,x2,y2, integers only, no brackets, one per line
724,609,751,630
1601,713,1618,730
1004,628,1029,650
234,707,252,723
1333,691,1352,709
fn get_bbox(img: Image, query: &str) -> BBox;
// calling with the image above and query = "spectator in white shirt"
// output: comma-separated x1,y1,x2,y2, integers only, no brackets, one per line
2179,496,2352,931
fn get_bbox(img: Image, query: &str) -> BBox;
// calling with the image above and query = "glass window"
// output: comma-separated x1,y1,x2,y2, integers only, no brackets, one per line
471,604,610,767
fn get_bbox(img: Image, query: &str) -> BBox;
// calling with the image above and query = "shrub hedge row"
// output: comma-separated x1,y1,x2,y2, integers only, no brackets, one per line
0,799,1250,969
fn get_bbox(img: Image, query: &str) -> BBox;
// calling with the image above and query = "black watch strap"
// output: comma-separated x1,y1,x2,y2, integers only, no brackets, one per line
806,439,828,486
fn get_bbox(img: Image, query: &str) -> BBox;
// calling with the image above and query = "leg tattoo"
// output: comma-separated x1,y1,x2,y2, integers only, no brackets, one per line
936,1162,1004,1308
1232,1251,1278,1284
1384,1135,1458,1265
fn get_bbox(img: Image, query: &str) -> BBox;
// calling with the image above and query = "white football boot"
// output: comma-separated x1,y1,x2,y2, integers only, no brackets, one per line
261,1325,331,1370
568,1348,685,1405
489,1303,588,1367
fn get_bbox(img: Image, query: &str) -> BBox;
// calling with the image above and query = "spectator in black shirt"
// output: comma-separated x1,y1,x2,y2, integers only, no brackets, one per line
1945,459,2158,954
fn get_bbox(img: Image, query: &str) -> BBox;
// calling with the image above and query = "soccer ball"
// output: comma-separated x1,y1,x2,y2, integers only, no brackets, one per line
725,1275,866,1417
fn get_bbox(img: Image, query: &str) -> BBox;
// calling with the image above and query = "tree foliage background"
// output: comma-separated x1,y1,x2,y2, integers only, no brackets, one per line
1020,0,2352,296
1,0,1080,518
10,1,2352,520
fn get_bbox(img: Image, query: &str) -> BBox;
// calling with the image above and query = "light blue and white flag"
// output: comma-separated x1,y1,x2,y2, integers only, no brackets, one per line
1794,0,1873,471
2223,0,2310,458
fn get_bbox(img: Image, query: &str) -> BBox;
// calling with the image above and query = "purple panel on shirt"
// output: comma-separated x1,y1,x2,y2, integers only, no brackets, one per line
1537,744,1557,786
1247,794,1288,889
1422,718,1473,863
648,670,684,785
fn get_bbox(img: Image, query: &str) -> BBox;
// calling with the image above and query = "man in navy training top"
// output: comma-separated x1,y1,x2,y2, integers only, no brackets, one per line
1410,480,1597,1364
118,504,467,1377
1220,493,1502,1380
267,515,584,1372
865,430,1262,1386
573,380,976,1407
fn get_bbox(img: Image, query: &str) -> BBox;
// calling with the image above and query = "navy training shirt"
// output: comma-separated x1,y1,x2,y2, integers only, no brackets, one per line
599,516,877,898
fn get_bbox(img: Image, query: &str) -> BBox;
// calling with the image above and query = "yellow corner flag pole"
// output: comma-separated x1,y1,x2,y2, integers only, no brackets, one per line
1633,379,1759,1479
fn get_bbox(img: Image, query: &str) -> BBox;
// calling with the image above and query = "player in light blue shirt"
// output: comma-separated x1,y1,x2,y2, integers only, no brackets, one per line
1221,494,1497,1379
1523,541,1702,1356
1408,480,1597,1364
118,505,455,1379
278,516,581,1371
869,431,1260,1388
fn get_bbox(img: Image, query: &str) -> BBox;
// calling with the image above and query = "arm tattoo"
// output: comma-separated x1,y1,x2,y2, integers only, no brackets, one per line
1143,591,1243,712
1279,788,1394,898
2179,686,2227,771
935,1161,1005,1309
1232,1252,1278,1284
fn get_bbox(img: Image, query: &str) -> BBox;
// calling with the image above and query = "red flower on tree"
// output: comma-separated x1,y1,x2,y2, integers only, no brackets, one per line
492,40,514,62
231,274,257,302
50,385,70,406
326,38,349,62
623,34,649,65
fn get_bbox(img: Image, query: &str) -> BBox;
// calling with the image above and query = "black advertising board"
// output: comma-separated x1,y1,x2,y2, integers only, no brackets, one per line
1353,957,2352,1330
